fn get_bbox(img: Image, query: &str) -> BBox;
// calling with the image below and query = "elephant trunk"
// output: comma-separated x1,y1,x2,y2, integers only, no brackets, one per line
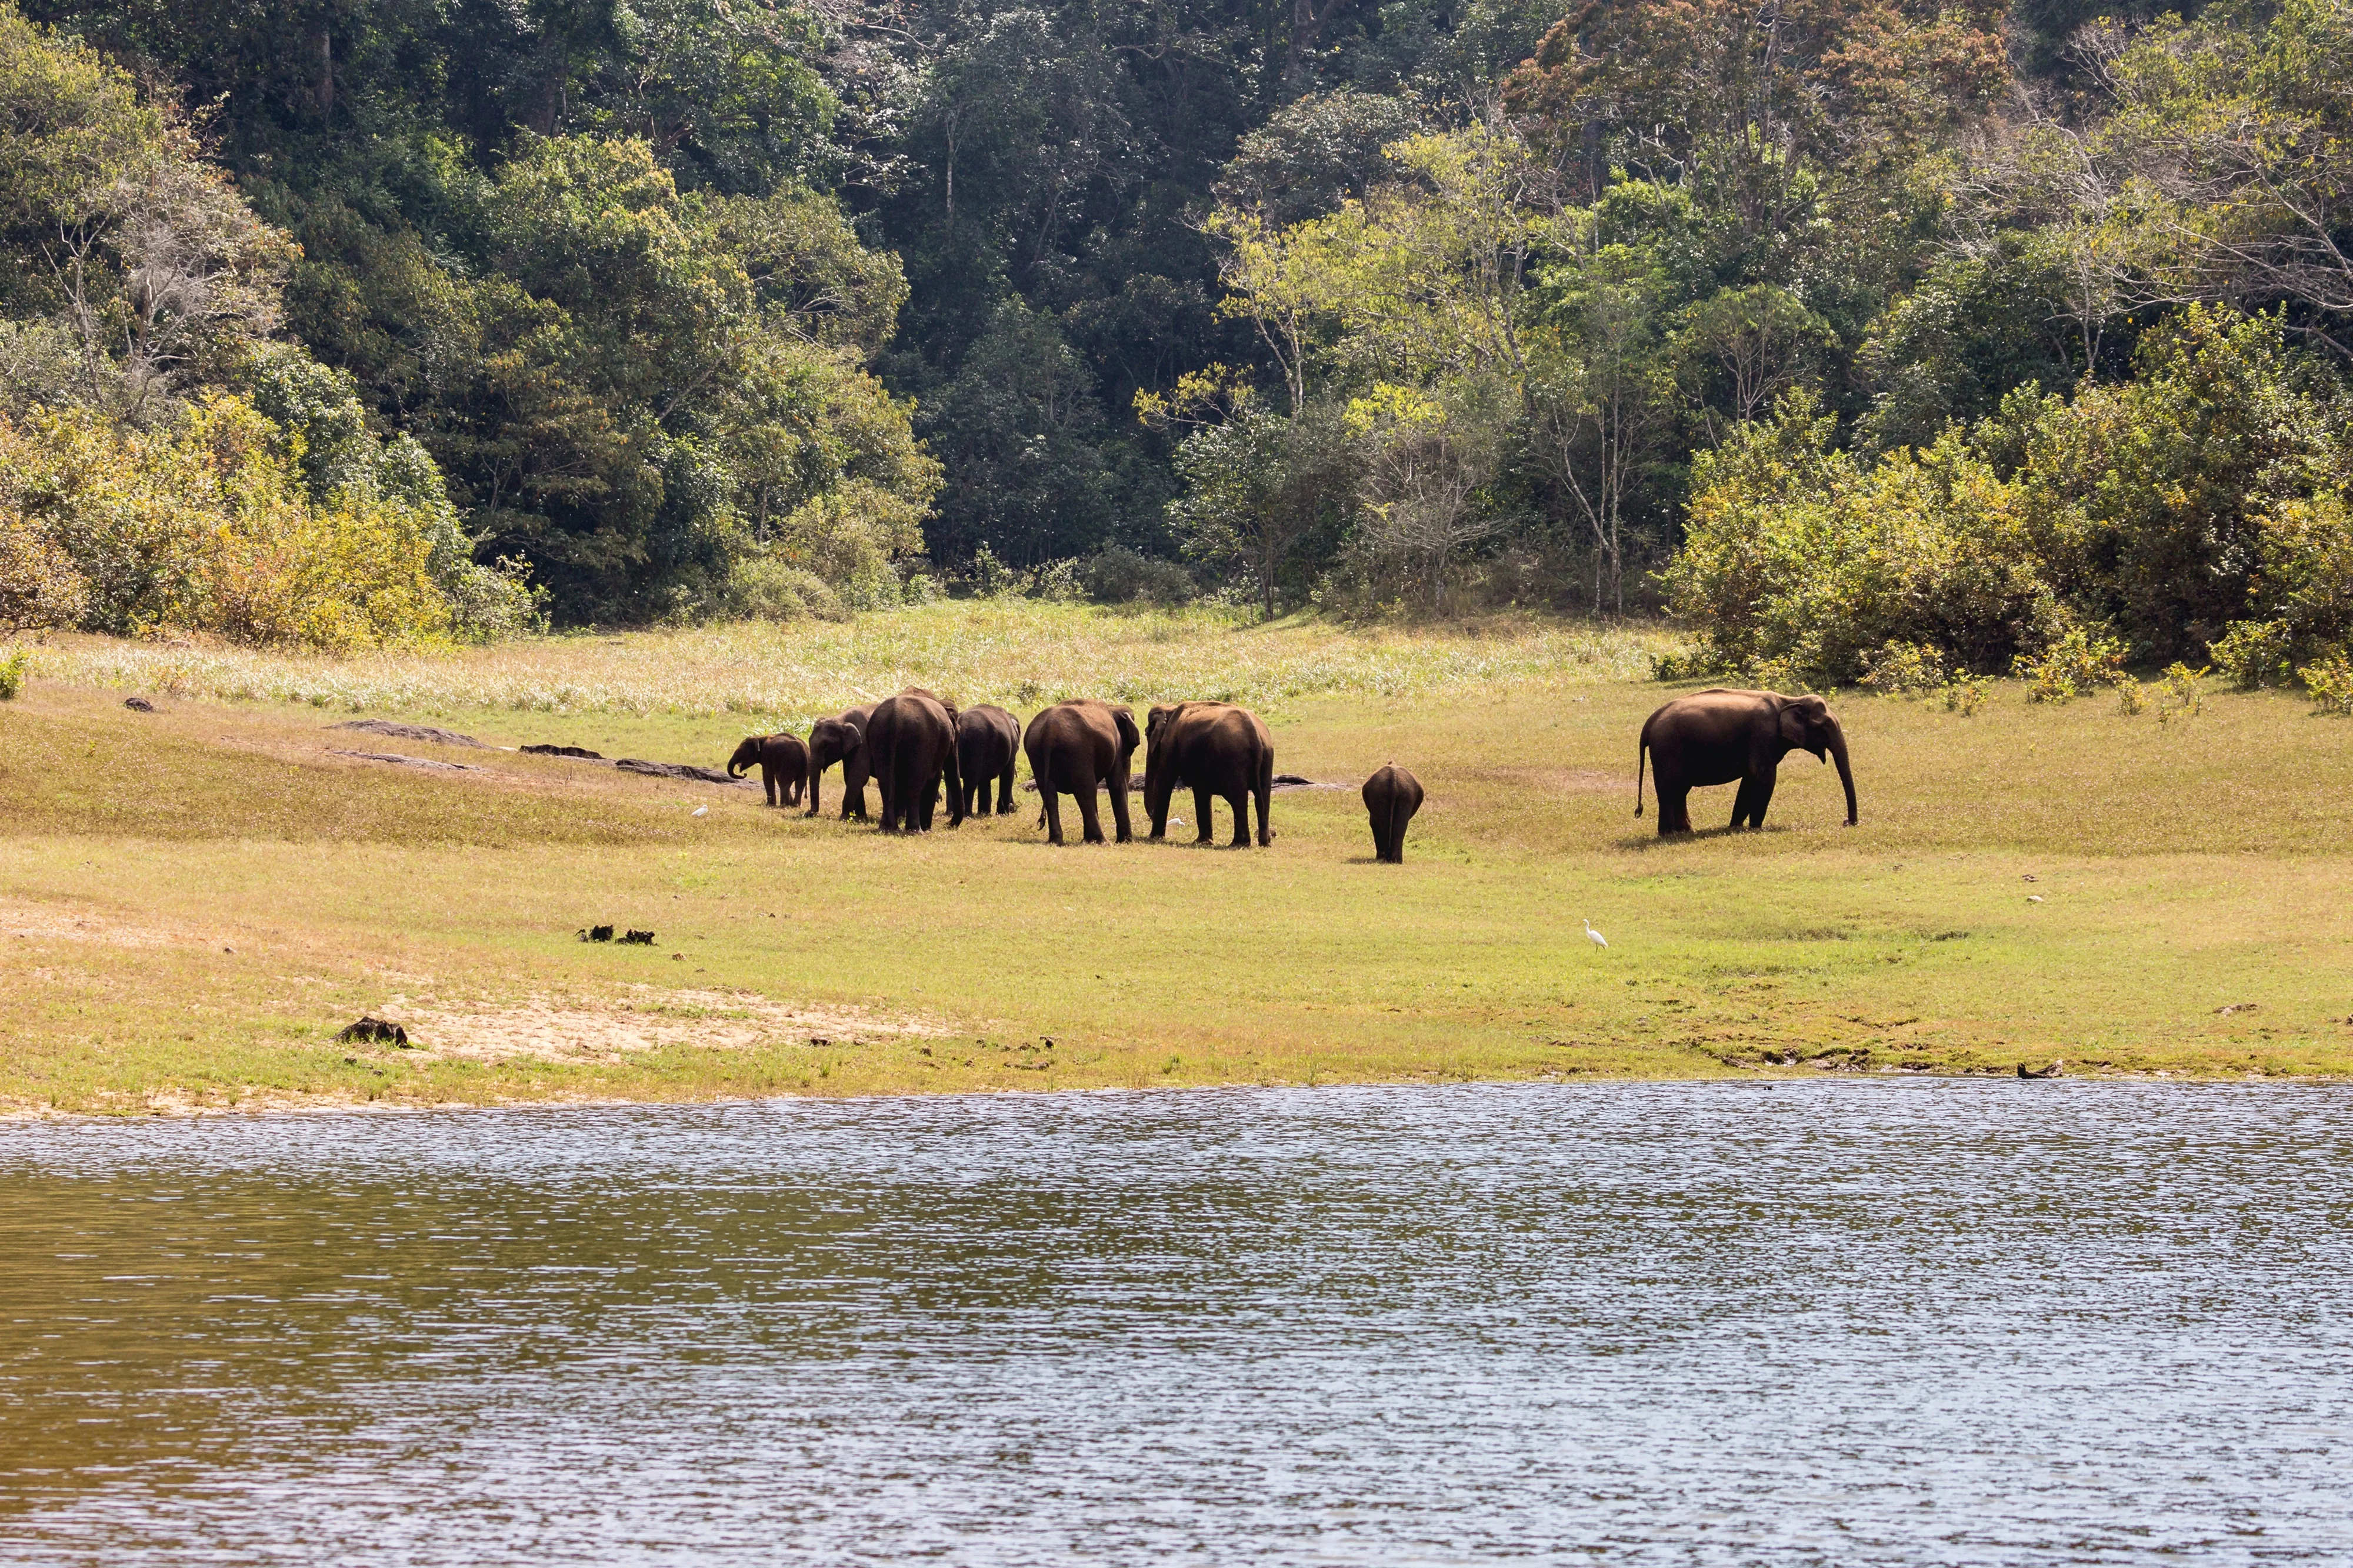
1827,719,1857,826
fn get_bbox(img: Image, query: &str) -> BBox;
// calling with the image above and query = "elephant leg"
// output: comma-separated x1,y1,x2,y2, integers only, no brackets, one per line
1042,788,1065,846
1109,773,1134,843
998,768,1016,814
1227,791,1250,848
1729,778,1757,830
1192,785,1214,844
1657,785,1691,836
806,770,823,818
1076,781,1105,845
1744,773,1776,829
1255,782,1272,847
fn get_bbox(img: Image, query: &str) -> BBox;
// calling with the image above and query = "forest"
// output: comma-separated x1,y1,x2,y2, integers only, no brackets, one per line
0,0,2349,696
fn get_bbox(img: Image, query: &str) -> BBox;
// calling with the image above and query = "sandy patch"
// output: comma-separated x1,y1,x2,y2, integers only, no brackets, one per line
0,898,228,950
375,986,952,1065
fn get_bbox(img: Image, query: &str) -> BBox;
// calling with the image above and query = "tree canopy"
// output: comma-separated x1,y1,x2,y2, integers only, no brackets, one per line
0,0,2347,678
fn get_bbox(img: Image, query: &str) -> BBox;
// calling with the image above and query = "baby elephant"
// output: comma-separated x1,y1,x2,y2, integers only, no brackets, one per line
726,732,811,808
1362,763,1424,863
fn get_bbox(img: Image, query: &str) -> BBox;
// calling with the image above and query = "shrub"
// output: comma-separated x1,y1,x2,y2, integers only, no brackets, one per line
723,556,848,622
1662,312,2353,688
2301,650,2353,715
771,479,928,606
1082,545,1197,606
2004,309,2349,664
1033,558,1085,602
1942,673,1991,715
2013,625,2129,702
0,511,87,635
0,646,27,699
0,396,469,649
1664,394,2054,687
1859,640,1948,695
2208,618,2296,688
2155,662,2208,723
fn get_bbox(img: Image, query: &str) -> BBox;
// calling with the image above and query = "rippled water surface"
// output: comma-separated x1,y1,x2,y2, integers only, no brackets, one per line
3,1082,2350,1564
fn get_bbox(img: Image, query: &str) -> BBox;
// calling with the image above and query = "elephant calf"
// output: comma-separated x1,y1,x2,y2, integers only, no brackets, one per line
1637,688,1857,836
1144,700,1274,848
956,704,1023,817
1023,699,1139,845
726,732,810,808
1361,763,1424,863
806,705,872,820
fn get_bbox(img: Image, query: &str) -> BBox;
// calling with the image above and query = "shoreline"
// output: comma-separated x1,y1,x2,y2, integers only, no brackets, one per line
8,1065,2349,1124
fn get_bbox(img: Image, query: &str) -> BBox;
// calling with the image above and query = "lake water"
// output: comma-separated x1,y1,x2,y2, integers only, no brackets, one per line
2,1082,2348,1564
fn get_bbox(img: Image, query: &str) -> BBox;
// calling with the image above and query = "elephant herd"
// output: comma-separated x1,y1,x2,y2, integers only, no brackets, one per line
722,684,1858,860
725,688,1429,859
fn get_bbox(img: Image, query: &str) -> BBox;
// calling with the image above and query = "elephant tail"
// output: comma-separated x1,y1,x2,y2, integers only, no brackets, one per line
1634,731,1648,818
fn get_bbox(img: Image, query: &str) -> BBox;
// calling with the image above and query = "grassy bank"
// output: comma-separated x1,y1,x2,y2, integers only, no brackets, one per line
4,603,2351,1114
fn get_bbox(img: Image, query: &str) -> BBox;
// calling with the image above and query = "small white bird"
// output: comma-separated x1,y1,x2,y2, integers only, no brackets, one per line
692,805,709,818
1583,918,1608,949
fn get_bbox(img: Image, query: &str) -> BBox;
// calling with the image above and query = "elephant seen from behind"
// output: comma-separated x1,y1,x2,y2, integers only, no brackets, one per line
1361,763,1424,863
956,705,1023,817
1636,689,1857,836
1023,699,1139,845
726,732,809,808
865,687,962,833
1145,700,1274,848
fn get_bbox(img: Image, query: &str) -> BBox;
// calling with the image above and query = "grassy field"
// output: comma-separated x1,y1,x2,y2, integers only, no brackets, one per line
5,602,2352,1115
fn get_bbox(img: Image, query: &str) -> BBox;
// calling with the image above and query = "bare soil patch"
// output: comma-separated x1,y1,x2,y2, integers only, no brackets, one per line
0,897,227,950
374,986,954,1065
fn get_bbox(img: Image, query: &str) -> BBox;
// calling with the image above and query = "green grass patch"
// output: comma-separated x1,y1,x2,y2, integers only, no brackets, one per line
4,603,2350,1114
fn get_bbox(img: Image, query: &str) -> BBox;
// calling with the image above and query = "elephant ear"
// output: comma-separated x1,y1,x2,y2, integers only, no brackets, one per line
1113,706,1140,755
1779,695,1827,749
839,719,864,748
1146,703,1175,739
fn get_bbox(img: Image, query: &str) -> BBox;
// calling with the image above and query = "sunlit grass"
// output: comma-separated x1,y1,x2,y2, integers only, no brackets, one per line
4,602,2351,1115
19,600,1682,724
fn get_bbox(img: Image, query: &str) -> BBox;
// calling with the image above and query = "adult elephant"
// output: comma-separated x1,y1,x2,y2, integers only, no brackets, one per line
956,705,1022,818
1361,763,1425,863
864,687,962,833
805,706,872,820
726,732,809,808
1022,700,1139,845
1145,701,1274,848
1636,689,1857,836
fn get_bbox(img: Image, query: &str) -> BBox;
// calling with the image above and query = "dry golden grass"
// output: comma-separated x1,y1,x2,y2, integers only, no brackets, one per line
18,600,1677,723
4,603,2351,1116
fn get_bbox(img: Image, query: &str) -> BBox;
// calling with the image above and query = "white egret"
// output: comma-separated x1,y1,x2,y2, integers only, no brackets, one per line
692,805,709,818
1583,919,1608,949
